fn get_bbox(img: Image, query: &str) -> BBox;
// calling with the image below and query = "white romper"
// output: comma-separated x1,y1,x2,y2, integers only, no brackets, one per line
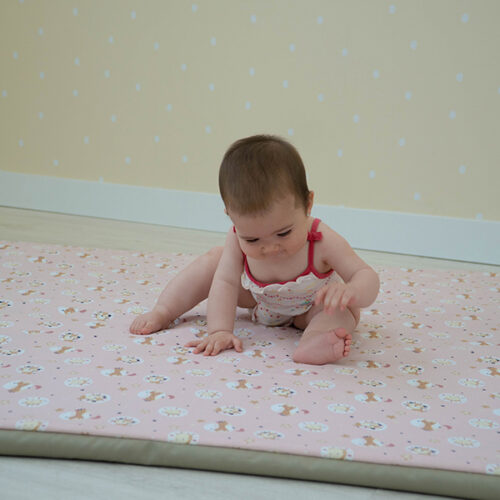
241,218,336,326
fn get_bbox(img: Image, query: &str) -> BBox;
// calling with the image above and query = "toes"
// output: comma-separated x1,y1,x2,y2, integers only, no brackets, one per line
140,323,154,335
344,335,352,356
132,321,152,335
330,329,352,357
129,323,141,334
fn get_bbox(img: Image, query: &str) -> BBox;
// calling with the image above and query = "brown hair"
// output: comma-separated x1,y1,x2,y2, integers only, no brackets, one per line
219,134,310,215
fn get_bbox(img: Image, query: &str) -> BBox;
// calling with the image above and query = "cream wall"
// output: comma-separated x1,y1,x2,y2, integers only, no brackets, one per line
1,0,499,222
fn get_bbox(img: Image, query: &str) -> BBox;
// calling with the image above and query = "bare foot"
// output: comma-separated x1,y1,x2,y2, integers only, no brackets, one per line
292,327,352,365
129,308,173,335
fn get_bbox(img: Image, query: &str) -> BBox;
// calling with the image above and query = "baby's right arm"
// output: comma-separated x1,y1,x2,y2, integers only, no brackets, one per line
207,229,243,332
193,229,244,354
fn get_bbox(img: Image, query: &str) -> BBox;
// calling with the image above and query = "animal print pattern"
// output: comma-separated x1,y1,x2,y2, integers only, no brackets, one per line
0,241,498,476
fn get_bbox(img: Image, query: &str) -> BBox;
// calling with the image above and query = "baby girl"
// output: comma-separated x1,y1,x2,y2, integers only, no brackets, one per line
130,135,379,365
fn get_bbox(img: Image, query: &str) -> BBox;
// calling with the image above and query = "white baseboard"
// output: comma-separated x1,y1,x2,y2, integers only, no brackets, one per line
1,170,499,265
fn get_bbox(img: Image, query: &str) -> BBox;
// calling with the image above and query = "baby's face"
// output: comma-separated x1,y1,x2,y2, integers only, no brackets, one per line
229,194,311,261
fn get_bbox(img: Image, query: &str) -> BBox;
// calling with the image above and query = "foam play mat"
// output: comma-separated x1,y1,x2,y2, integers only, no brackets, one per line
0,241,498,499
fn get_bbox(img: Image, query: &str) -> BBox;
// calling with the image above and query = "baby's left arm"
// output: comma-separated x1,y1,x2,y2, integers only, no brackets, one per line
315,225,379,313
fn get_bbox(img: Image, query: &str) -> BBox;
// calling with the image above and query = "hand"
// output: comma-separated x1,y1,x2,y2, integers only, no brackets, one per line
315,282,357,315
185,331,243,356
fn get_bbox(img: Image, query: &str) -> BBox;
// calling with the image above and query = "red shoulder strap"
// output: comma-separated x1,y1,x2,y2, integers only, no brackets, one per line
307,218,322,267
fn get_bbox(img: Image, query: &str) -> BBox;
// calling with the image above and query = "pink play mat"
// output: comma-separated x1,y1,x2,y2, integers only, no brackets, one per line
0,241,498,498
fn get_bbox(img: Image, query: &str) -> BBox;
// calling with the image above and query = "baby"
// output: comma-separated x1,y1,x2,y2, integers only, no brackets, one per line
130,135,380,365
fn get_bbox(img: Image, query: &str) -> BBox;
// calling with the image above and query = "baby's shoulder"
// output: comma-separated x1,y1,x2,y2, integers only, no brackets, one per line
315,219,342,241
315,220,351,255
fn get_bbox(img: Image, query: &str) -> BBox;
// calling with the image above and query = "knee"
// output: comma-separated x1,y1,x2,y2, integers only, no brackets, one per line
203,246,223,270
205,246,223,260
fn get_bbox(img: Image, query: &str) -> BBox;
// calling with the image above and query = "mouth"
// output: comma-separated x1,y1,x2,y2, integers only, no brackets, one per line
264,250,285,259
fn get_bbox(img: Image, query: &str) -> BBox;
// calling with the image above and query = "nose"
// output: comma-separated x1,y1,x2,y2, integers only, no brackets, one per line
261,244,280,256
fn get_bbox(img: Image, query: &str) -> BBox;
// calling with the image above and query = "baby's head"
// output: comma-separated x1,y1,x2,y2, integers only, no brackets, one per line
219,135,311,216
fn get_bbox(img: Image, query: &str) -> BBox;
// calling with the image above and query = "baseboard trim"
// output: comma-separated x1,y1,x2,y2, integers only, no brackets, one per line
1,170,498,265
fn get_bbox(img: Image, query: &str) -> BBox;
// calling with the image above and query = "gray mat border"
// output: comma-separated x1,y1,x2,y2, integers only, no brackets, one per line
0,430,497,499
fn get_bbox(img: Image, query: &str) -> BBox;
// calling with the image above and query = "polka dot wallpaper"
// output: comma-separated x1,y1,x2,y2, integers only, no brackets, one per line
1,0,499,221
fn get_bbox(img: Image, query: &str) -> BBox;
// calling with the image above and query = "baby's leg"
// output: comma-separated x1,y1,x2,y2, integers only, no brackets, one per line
130,246,223,335
292,306,356,365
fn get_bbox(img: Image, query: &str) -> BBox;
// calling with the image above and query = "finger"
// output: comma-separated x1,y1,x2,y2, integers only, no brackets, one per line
323,287,342,313
340,290,355,311
194,340,209,354
208,342,220,356
329,291,346,313
203,341,214,356
185,339,202,347
330,290,346,312
218,339,232,355
213,338,240,356
314,286,328,305
321,290,338,311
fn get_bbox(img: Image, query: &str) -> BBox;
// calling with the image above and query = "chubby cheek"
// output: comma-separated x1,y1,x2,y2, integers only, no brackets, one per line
238,240,256,257
287,233,307,254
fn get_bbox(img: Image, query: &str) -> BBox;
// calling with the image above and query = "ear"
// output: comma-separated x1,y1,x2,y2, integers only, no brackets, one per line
306,191,314,216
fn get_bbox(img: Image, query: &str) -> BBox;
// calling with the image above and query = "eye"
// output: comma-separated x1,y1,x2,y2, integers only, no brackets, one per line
245,238,259,243
277,229,292,237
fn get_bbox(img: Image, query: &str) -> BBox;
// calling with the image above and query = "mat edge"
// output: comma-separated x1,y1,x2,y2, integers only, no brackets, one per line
0,430,497,500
